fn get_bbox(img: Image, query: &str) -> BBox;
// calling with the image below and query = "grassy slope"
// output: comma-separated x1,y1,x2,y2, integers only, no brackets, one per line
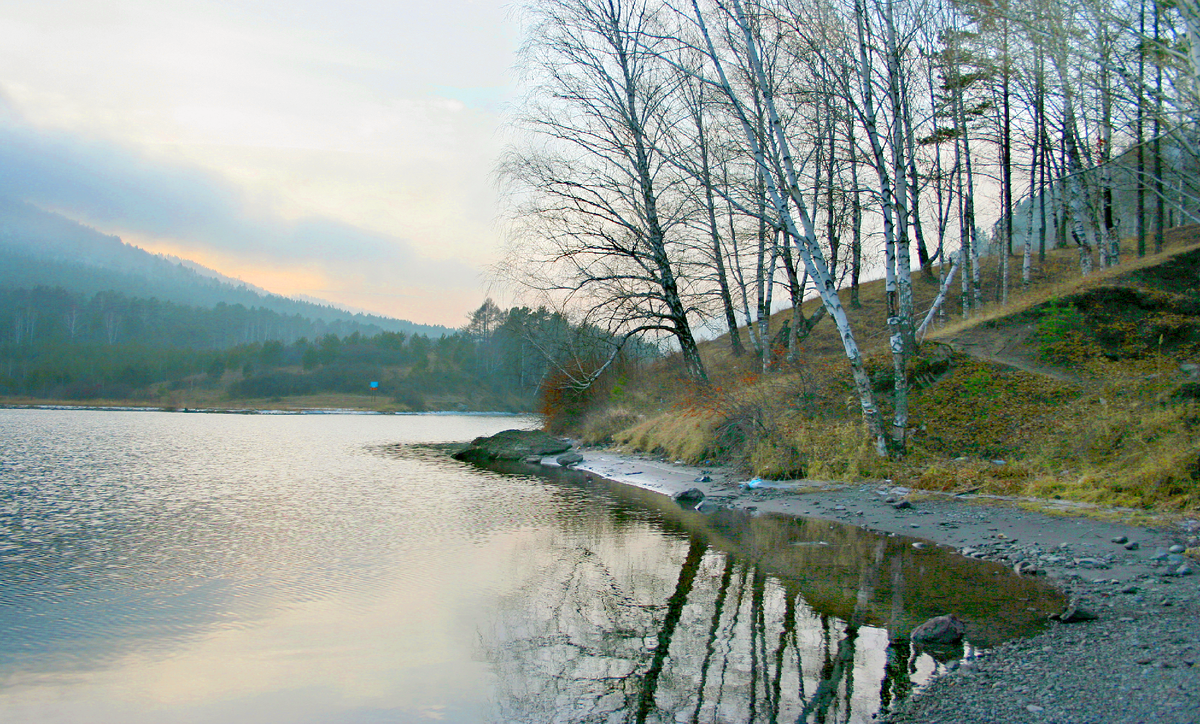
572,226,1200,512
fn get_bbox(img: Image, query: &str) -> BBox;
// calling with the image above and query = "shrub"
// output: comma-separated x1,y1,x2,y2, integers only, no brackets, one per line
1035,298,1092,363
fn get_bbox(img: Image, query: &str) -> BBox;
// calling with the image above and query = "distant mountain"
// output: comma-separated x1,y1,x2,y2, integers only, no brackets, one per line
156,252,276,296
0,198,452,338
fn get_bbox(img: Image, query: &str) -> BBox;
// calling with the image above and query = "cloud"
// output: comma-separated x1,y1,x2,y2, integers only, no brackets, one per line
0,117,482,324
0,1,523,327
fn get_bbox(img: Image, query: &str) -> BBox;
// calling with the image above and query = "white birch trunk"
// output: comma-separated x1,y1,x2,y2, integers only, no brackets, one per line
917,251,962,339
1023,189,1035,286
761,232,778,374
971,225,983,309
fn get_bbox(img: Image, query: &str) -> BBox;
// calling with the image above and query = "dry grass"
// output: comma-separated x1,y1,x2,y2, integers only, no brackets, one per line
882,360,1200,510
579,407,645,445
750,413,888,480
0,396,169,409
613,409,721,464
1023,399,1200,510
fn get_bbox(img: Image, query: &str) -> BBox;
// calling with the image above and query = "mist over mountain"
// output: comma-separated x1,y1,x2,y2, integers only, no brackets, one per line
0,198,452,339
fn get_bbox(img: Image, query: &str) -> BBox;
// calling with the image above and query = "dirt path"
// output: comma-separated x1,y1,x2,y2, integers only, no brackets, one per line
942,325,1084,384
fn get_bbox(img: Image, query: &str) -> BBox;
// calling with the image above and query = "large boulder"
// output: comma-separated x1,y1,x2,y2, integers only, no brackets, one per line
453,429,572,463
911,614,966,645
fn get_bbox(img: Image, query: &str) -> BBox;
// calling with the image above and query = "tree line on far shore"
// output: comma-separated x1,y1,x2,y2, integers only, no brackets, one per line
0,288,654,410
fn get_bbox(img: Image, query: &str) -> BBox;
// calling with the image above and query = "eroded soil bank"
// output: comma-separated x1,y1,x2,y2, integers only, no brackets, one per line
542,447,1200,724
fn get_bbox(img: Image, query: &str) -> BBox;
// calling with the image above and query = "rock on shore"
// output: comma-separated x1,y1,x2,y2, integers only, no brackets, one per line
912,614,967,644
451,429,572,463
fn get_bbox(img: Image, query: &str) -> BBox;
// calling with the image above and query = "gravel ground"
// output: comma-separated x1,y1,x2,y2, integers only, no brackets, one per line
879,540,1200,724
557,449,1200,724
883,595,1200,724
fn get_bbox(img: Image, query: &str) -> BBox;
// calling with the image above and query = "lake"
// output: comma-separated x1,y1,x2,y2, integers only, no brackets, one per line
0,409,1062,723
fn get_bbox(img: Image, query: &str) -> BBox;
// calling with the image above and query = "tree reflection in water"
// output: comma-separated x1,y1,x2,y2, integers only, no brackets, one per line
477,473,1062,723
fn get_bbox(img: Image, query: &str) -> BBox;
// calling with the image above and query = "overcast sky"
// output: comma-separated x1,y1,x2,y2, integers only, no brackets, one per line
0,0,521,327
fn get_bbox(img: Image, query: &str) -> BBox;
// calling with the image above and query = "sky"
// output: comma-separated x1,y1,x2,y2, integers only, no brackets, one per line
0,0,522,327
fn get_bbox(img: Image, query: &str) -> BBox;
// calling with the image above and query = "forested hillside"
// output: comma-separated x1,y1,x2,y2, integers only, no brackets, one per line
0,198,447,338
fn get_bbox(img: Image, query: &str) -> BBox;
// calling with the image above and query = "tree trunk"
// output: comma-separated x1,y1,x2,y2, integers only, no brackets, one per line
917,250,962,339
1154,1,1165,254
1049,54,1097,276
953,79,971,320
849,106,863,309
1137,0,1146,258
780,246,806,363
694,94,745,357
1100,33,1119,266
1000,13,1013,303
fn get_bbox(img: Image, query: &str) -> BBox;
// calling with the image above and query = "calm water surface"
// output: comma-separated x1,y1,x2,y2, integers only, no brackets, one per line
0,409,1062,723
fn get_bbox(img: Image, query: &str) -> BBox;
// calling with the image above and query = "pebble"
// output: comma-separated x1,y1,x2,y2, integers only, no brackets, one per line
1026,704,1044,713
1125,541,1140,550
1014,561,1039,576
892,500,913,510
1112,536,1128,544
1169,544,1185,554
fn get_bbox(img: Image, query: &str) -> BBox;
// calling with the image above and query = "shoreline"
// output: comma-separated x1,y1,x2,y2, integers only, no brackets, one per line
546,446,1200,723
0,402,528,416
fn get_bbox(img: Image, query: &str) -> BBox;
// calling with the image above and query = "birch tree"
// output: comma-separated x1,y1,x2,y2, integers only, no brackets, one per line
501,0,710,383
